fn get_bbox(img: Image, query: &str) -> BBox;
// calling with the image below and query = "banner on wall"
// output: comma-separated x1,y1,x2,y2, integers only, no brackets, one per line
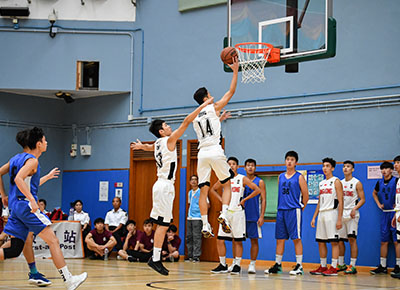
307,170,325,204
32,221,84,258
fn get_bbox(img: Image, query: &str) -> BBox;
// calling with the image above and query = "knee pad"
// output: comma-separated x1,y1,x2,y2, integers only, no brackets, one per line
3,238,24,259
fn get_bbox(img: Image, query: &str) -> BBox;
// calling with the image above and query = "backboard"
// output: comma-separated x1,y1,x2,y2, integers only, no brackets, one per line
226,0,336,70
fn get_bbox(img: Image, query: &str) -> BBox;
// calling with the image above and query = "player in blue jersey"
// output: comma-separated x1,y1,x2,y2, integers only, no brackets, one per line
370,161,399,275
243,158,266,274
0,129,60,287
265,151,309,275
0,127,87,290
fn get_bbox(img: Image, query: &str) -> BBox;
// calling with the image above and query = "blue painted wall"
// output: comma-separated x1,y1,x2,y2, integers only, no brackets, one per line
61,170,129,224
178,162,398,267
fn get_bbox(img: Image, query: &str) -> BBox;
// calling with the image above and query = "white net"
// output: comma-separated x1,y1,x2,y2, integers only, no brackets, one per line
235,43,272,84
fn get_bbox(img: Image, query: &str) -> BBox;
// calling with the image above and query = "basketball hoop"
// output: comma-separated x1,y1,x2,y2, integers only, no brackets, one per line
234,42,280,84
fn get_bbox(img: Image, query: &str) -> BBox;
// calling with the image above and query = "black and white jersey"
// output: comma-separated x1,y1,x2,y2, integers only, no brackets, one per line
154,136,177,181
193,104,222,149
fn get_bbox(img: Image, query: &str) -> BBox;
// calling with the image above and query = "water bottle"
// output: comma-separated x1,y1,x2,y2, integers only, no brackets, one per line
104,248,109,261
68,208,74,221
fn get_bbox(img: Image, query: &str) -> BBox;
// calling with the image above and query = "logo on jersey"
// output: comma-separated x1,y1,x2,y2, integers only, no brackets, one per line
320,188,333,194
343,190,354,197
232,186,241,193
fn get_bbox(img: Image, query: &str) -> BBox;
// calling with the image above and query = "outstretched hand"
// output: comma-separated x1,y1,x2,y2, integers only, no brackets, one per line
227,56,239,72
220,110,231,121
47,167,60,180
130,139,143,150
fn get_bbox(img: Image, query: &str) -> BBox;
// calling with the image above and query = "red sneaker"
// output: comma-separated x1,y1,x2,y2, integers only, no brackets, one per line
310,265,328,275
322,266,338,276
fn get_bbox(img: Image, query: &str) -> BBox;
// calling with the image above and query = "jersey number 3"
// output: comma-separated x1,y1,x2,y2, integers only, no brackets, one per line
197,119,214,138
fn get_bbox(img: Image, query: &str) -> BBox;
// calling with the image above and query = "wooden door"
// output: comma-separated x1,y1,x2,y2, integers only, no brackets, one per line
129,140,182,231
186,139,224,262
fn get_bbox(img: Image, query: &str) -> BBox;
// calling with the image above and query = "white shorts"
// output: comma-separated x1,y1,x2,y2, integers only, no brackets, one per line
338,209,360,240
396,211,400,241
197,145,232,186
316,209,339,242
150,179,175,226
217,210,246,241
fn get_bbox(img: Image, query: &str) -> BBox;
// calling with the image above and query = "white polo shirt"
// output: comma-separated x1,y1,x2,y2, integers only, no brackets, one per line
105,208,128,227
74,210,90,226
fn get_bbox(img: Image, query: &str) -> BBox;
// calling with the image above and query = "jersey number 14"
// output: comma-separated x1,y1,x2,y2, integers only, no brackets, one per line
197,119,214,138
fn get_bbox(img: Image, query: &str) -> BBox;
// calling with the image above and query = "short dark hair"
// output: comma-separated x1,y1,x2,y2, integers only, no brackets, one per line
26,127,45,150
113,197,122,203
227,156,239,165
16,129,28,148
149,119,165,138
393,155,400,163
193,87,208,105
94,217,105,225
143,218,153,226
38,199,47,207
322,157,336,168
245,158,256,166
380,161,394,170
190,175,198,180
126,219,136,227
73,199,83,207
167,224,177,233
285,151,299,162
343,160,355,168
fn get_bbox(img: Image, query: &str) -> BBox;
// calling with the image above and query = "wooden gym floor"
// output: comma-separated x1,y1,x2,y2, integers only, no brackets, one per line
1,257,400,290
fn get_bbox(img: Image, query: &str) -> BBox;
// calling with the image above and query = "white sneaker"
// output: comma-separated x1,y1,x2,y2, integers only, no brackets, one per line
248,264,256,274
217,213,231,234
65,272,87,290
201,223,214,238
289,264,304,275
228,264,235,273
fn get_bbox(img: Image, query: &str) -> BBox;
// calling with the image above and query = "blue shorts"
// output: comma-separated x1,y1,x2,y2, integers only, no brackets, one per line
275,208,302,240
246,221,262,239
381,211,396,242
4,200,51,241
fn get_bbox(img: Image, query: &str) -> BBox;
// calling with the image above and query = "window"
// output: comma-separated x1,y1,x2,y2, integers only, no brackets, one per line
178,0,226,12
76,61,100,90
259,173,282,220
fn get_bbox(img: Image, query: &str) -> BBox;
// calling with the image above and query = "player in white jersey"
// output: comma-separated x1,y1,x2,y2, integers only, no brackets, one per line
192,57,239,238
130,97,213,276
392,155,400,279
209,157,260,275
310,158,343,276
337,160,365,274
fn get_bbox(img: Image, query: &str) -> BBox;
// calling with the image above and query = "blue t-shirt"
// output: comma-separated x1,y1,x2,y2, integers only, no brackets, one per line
376,176,397,210
277,171,303,210
244,176,261,222
187,188,201,219
8,153,40,210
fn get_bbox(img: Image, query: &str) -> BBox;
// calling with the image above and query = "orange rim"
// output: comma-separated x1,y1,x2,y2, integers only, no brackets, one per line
234,42,273,54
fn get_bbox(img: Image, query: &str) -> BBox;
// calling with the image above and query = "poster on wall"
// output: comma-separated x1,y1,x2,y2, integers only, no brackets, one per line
99,181,109,201
307,170,325,204
33,221,84,258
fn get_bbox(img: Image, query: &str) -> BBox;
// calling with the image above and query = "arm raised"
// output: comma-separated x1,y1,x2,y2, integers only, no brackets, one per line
214,57,239,113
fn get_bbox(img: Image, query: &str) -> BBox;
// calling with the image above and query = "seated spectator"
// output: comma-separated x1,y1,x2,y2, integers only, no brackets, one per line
72,200,91,256
38,199,49,215
118,220,142,262
123,219,155,262
105,197,128,250
162,225,181,262
85,217,117,260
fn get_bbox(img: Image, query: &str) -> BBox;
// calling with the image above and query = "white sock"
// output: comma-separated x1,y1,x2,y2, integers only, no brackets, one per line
350,258,357,266
235,257,242,266
320,258,327,267
397,258,400,266
296,255,303,265
250,260,256,266
380,257,387,268
222,205,228,215
232,257,237,265
58,265,72,282
275,254,282,264
331,259,338,268
201,215,208,228
219,256,226,266
153,247,161,262
338,256,345,266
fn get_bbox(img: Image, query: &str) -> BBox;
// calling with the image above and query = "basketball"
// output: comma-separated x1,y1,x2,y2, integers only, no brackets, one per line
220,46,238,65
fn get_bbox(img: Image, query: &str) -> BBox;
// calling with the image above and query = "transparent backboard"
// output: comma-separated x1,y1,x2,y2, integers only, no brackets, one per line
227,0,335,67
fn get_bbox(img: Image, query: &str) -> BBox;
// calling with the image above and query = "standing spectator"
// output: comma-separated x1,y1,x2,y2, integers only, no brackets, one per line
118,220,142,262
186,175,209,262
38,199,49,215
72,200,91,256
85,218,117,260
105,197,128,250
162,225,181,262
